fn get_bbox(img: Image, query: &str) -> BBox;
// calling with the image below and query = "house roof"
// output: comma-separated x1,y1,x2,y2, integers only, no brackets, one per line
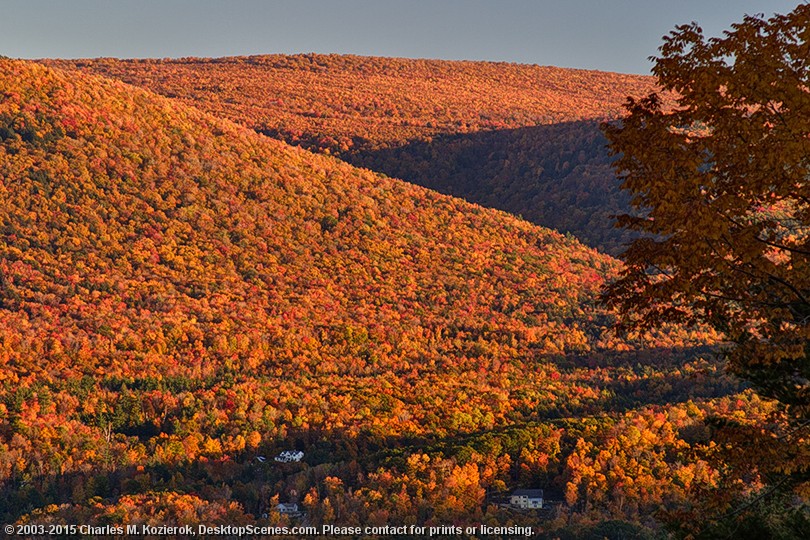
511,489,543,498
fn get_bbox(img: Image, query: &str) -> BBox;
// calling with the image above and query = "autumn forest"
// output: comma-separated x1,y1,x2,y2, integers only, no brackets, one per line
2,5,810,539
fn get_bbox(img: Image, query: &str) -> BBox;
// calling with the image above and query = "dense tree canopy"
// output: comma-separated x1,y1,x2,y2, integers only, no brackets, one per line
5,32,799,533
0,58,734,537
46,55,667,254
603,3,810,528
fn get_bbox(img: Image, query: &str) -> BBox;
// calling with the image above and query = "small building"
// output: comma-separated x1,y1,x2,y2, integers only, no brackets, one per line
275,503,300,515
275,450,304,463
510,489,544,509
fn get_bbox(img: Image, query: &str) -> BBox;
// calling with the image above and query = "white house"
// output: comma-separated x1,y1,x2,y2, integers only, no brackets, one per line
275,503,300,515
510,489,543,509
275,450,304,463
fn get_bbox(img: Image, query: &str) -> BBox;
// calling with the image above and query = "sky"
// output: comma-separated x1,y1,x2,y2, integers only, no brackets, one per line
0,0,803,74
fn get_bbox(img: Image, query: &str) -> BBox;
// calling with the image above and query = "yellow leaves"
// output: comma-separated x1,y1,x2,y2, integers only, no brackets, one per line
0,55,749,532
201,436,222,457
795,480,810,499
246,430,261,449
604,11,810,479
406,452,430,474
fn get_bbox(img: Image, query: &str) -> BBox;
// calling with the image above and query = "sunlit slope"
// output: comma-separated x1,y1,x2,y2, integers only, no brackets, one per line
0,59,728,529
47,54,664,253
46,54,659,152
0,58,621,388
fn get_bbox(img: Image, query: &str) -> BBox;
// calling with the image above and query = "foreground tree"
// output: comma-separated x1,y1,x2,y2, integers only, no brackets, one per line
602,3,810,531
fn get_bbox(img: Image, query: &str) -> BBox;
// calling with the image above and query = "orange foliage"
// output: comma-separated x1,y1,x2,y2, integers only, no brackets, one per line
0,58,737,536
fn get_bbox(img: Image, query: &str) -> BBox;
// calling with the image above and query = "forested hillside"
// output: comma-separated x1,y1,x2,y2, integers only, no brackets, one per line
0,58,757,537
354,121,630,253
47,55,667,253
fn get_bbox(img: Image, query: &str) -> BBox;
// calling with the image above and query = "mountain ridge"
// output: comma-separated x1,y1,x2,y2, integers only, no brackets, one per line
0,58,730,533
45,53,667,253
0,56,622,411
45,53,660,152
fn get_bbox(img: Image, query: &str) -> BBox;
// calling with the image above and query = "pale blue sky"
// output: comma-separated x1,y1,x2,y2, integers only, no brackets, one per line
1,1,803,74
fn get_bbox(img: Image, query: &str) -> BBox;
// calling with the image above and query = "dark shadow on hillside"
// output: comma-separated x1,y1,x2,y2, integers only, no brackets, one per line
540,345,741,417
588,347,741,411
344,121,637,256
556,344,720,371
